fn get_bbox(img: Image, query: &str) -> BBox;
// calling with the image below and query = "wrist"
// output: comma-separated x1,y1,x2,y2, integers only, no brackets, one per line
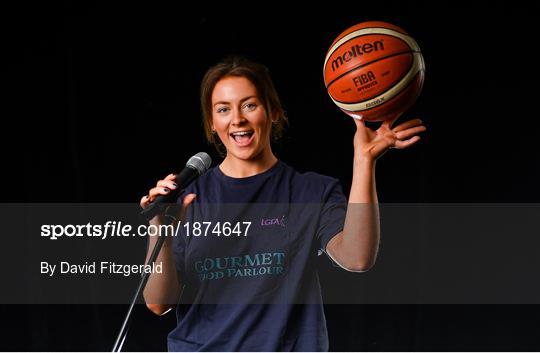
353,153,376,168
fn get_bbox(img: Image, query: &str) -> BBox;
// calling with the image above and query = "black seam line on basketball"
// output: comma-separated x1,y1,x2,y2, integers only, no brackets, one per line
325,33,409,66
326,50,419,91
331,55,416,105
325,49,418,89
344,69,425,113
363,26,409,36
325,30,412,59
327,27,410,53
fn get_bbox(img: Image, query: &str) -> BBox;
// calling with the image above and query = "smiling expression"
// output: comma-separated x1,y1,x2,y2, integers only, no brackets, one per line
211,76,274,161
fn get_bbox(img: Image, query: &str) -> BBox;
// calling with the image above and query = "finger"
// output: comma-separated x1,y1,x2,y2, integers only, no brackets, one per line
140,195,151,209
395,125,427,140
393,118,423,133
182,193,197,208
164,173,177,181
157,179,178,190
393,136,421,149
148,186,173,202
179,193,197,220
352,116,366,129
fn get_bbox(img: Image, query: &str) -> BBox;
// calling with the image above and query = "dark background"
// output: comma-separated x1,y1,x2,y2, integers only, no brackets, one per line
2,0,540,351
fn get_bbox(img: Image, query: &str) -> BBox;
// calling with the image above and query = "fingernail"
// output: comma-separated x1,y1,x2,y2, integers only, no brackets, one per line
172,183,178,188
164,187,170,192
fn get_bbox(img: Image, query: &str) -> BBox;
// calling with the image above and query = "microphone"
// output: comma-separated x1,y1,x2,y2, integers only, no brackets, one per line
140,152,212,221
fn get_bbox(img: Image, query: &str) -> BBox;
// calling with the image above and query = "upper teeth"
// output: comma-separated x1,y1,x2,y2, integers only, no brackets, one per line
232,131,252,136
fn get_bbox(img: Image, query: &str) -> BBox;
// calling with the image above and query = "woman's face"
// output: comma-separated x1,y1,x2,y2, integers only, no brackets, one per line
211,76,272,161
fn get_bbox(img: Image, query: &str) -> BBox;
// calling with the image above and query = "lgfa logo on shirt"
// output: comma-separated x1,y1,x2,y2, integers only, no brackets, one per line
261,215,286,227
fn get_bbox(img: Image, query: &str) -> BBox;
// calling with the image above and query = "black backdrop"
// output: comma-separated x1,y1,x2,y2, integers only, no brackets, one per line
2,0,540,351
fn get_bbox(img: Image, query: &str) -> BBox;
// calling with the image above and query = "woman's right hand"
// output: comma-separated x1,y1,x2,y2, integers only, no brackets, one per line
141,174,194,315
140,173,197,224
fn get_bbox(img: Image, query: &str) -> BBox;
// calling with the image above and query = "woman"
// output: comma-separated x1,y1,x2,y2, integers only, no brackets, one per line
141,56,426,351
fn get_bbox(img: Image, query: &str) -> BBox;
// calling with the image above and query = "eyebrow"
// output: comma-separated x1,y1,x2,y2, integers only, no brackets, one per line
213,96,257,107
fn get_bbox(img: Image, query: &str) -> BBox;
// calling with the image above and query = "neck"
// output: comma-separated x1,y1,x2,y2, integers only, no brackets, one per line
220,147,278,178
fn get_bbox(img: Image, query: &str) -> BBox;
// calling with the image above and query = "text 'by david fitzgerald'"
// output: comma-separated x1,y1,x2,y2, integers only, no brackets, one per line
40,261,162,277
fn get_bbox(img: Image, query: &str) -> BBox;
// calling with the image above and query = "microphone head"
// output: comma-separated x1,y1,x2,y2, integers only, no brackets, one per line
186,152,212,175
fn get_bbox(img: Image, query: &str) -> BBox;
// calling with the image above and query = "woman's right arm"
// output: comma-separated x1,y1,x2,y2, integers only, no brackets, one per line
140,173,196,316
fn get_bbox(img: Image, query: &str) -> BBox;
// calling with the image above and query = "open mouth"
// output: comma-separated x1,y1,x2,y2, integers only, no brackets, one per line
230,130,255,146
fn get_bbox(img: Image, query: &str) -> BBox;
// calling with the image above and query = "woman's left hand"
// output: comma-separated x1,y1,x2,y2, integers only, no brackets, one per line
353,114,427,161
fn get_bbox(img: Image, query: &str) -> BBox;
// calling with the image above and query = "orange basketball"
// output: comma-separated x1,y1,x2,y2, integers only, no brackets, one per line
323,21,425,121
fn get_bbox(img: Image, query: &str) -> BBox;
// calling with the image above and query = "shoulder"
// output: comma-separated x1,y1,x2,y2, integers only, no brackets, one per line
281,162,344,201
282,162,339,186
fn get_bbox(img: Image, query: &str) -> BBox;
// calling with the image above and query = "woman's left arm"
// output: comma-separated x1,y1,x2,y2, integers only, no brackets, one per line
325,116,426,271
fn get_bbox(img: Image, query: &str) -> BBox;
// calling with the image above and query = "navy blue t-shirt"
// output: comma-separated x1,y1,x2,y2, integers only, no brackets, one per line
168,160,347,351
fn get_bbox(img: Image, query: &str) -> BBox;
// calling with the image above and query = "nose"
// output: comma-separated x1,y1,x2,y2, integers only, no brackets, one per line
231,107,247,126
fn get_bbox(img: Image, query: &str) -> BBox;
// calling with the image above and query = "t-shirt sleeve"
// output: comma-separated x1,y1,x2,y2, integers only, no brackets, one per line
316,178,347,256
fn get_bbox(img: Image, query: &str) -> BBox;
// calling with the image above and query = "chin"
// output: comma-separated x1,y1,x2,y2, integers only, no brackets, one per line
230,149,259,160
225,145,264,161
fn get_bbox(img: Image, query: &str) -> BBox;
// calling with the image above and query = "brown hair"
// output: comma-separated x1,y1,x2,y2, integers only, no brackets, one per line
200,56,288,155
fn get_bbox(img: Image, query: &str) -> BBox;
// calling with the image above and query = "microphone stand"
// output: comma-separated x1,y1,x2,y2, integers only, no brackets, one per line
112,207,179,352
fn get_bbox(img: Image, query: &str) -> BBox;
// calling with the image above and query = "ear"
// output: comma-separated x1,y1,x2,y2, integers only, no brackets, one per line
270,111,279,124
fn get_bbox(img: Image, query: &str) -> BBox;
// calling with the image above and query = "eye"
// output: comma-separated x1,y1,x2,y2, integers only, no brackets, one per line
216,106,229,114
243,102,257,111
